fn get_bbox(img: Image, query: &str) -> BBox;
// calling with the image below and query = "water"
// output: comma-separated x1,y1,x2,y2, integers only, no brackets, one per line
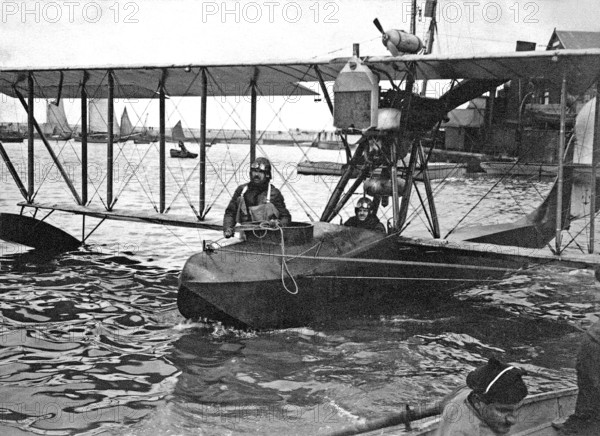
1,141,599,435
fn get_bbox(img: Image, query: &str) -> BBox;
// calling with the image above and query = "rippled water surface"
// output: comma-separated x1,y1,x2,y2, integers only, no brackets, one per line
1,142,599,435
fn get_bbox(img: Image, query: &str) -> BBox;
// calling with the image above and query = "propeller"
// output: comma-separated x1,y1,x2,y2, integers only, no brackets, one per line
373,18,389,45
373,18,384,35
374,18,396,55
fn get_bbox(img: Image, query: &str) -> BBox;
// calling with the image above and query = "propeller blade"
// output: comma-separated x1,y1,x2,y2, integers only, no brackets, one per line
373,18,384,35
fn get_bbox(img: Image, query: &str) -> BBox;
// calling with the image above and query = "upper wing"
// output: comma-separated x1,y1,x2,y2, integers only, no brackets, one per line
0,62,344,98
0,48,599,99
359,48,600,95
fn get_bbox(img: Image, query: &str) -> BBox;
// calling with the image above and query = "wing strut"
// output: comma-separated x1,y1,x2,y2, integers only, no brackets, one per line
418,144,440,238
320,139,369,222
0,142,28,200
589,82,600,253
159,69,167,213
397,140,418,231
250,67,259,163
555,71,567,253
107,70,115,210
199,68,208,219
13,78,82,205
81,72,89,205
27,73,34,201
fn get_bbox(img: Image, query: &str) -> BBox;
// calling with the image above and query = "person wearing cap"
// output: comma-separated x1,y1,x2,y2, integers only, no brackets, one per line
435,357,528,435
344,197,386,233
223,157,291,238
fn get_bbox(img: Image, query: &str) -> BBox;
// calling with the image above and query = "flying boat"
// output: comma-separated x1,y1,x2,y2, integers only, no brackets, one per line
1,20,600,329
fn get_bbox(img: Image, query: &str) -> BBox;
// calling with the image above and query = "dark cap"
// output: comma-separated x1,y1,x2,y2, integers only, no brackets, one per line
467,357,528,404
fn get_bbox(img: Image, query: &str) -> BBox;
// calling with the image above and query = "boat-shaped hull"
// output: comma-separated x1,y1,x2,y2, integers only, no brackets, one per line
73,134,119,143
178,222,520,329
0,133,25,143
170,149,198,158
481,160,559,177
355,387,577,435
133,134,158,144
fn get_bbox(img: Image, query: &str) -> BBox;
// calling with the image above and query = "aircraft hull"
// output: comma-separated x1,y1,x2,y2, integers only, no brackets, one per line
178,222,519,329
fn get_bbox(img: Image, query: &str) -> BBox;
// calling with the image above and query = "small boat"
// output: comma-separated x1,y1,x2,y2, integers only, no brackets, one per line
296,160,359,177
0,127,25,143
296,160,466,180
311,130,342,149
170,120,186,143
133,115,158,144
170,149,197,159
169,121,198,158
133,134,157,144
331,387,577,436
480,160,558,178
0,99,26,142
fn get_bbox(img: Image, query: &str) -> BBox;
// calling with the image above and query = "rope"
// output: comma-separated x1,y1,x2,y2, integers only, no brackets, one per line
306,275,507,283
273,224,299,295
213,246,515,273
208,222,300,294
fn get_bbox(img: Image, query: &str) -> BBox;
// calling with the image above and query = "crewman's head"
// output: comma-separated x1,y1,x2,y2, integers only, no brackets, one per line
355,197,373,222
250,157,272,185
467,357,528,434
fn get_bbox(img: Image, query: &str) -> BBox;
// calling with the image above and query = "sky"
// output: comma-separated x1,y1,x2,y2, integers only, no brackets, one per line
1,0,599,131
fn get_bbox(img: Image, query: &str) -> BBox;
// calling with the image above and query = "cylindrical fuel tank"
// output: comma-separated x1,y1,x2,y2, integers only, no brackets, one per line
364,176,406,197
383,30,423,56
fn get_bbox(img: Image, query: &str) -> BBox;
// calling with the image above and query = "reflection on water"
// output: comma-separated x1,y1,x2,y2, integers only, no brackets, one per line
1,143,599,434
1,249,596,435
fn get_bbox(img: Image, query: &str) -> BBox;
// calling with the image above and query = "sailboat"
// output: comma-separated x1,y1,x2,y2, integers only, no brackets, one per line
0,123,25,143
169,120,197,158
133,114,158,144
0,98,25,143
310,130,343,149
46,100,72,140
118,107,139,142
74,99,119,143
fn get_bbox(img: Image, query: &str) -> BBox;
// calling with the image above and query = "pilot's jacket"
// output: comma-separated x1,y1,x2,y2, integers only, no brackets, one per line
223,182,291,231
344,215,386,233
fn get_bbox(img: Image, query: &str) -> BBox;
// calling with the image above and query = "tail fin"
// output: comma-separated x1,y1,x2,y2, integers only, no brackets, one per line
449,97,600,249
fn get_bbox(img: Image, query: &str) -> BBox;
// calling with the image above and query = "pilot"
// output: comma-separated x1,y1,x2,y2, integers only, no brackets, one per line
435,357,528,436
223,157,291,238
344,197,386,233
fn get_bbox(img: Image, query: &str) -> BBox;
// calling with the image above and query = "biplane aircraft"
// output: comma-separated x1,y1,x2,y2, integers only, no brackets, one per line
1,22,600,329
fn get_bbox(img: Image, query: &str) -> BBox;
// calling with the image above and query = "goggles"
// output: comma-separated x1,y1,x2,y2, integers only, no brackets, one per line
250,162,268,172
356,200,371,209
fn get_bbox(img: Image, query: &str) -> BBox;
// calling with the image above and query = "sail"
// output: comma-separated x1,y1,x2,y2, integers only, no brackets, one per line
120,107,133,137
171,120,186,141
88,99,119,133
141,114,148,134
46,100,71,135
